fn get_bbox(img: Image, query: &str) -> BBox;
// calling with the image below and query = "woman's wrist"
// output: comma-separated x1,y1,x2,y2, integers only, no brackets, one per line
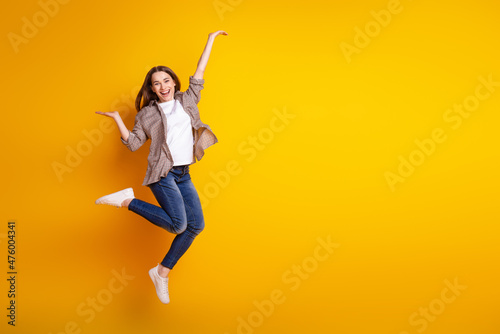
111,112,121,121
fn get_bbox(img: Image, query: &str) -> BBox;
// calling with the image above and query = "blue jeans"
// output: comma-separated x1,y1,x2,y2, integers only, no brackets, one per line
128,165,205,269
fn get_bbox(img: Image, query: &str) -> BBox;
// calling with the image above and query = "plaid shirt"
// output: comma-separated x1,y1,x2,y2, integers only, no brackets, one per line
121,76,218,186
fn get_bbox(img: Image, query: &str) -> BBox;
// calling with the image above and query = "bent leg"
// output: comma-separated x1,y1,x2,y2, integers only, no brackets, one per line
161,173,205,269
128,173,187,234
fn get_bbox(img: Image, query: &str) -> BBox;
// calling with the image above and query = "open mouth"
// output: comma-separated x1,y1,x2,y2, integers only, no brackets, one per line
160,89,171,97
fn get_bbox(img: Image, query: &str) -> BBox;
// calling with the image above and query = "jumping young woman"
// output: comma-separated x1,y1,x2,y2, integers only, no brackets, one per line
94,30,228,304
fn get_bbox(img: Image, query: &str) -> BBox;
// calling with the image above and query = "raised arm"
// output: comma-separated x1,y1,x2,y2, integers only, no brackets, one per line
95,111,147,151
193,30,228,80
95,111,130,141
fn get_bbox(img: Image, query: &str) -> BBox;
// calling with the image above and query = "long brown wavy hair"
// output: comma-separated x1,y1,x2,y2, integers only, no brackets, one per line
135,66,181,112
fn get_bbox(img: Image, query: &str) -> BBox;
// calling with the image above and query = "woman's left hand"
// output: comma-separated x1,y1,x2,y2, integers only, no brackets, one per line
208,30,228,39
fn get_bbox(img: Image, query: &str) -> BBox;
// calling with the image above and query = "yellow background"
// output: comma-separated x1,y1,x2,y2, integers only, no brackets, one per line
1,0,499,333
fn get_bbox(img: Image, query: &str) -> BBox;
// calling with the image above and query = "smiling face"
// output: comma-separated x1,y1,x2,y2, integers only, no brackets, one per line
151,71,176,102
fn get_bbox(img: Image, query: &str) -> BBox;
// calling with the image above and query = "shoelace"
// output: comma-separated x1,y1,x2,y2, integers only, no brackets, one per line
162,279,168,295
156,272,168,295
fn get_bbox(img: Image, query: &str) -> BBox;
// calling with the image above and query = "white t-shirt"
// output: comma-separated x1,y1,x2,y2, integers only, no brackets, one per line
158,99,194,166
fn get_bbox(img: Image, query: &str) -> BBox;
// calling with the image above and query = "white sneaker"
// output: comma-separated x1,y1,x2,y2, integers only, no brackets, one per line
149,264,170,304
95,188,135,208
